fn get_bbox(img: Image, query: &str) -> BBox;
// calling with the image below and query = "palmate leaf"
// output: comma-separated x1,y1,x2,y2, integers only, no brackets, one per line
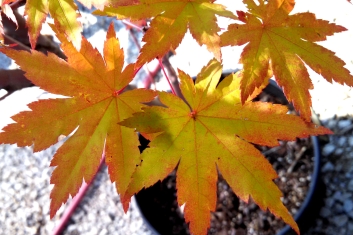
221,0,353,121
94,0,236,67
120,59,332,235
24,0,81,49
0,0,18,43
0,23,156,218
23,0,110,50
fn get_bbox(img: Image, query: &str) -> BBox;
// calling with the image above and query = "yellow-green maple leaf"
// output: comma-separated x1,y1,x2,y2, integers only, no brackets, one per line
120,59,332,235
0,0,18,43
94,0,236,67
25,0,81,49
24,0,111,50
0,23,156,218
221,0,353,121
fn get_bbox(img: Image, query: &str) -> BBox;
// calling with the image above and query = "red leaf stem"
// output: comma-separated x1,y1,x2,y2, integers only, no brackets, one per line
122,20,143,31
158,57,176,95
51,153,106,235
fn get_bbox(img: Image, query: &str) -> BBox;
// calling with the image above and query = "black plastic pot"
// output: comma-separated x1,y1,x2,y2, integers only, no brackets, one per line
135,74,324,235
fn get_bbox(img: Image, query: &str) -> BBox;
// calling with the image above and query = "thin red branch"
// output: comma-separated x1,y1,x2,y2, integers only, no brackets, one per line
133,65,143,77
161,53,183,99
158,57,176,95
3,34,30,52
8,0,24,9
122,20,143,31
51,153,106,235
128,28,141,50
143,65,160,89
127,28,157,89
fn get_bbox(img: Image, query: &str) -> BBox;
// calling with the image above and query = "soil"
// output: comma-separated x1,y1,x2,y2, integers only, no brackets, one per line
135,83,319,235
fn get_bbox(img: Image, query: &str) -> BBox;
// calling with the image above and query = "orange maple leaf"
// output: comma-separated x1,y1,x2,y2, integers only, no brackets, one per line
0,23,156,218
120,59,332,235
94,0,236,67
221,0,353,121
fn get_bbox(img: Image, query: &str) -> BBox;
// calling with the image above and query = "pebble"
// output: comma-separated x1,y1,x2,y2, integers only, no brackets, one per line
322,161,335,172
319,207,331,217
349,136,353,146
326,119,338,130
348,223,353,233
325,198,335,208
332,215,349,227
347,210,353,219
322,143,336,156
344,200,353,213
334,148,344,156
348,179,353,191
335,163,343,172
338,120,352,129
338,136,347,147
333,191,344,202
333,203,344,214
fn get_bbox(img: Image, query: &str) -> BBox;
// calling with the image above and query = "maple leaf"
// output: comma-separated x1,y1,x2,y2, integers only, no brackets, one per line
94,0,236,67
24,0,82,49
23,0,110,50
120,59,332,235
0,23,156,218
0,0,18,43
221,0,353,122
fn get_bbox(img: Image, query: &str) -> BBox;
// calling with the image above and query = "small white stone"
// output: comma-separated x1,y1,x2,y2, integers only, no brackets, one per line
327,119,337,129
348,222,353,232
344,200,353,213
349,137,353,147
348,179,353,191
325,197,335,208
99,228,108,235
338,136,347,147
323,144,335,156
338,119,352,129
320,207,331,217
335,163,343,172
334,191,344,202
348,210,353,219
332,214,348,227
335,148,344,156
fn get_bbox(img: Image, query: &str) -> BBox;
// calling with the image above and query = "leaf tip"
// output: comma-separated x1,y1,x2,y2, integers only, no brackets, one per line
49,199,62,219
121,196,131,213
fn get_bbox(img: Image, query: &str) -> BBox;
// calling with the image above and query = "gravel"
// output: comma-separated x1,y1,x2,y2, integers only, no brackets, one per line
1,1,353,235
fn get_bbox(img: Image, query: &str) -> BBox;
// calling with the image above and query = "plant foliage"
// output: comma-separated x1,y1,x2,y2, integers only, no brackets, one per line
0,24,156,218
0,0,351,234
120,59,331,234
221,0,353,121
94,0,236,67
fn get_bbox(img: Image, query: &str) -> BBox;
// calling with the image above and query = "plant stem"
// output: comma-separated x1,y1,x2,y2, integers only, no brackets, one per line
161,53,183,99
158,57,176,95
3,34,30,52
8,0,25,9
51,153,106,235
122,20,143,31
127,27,157,89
